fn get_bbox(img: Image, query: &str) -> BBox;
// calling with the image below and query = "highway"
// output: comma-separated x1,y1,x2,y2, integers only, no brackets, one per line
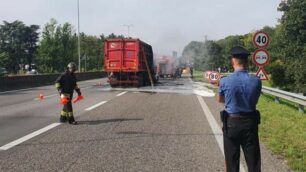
0,77,290,171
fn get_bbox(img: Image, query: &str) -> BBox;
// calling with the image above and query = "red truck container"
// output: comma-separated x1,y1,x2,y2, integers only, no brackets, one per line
104,39,156,87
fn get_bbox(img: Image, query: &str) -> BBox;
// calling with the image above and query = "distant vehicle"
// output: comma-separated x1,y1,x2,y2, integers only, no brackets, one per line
0,67,8,76
104,38,157,87
26,69,38,75
156,56,175,78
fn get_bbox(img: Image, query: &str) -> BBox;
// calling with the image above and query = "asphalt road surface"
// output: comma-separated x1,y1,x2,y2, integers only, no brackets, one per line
0,77,290,172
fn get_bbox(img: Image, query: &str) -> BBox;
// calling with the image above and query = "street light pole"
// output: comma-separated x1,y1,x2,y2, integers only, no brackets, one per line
123,24,132,38
77,0,81,72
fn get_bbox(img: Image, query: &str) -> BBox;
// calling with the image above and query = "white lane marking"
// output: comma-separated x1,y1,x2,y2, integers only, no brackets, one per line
197,96,246,172
85,101,107,111
34,94,58,100
116,91,127,97
81,86,92,90
0,123,61,151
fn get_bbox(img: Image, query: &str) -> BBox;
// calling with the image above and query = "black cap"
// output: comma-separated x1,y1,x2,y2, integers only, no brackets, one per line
230,46,250,59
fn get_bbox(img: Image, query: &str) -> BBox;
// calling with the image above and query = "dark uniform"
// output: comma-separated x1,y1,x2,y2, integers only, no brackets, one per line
55,64,81,124
219,46,262,172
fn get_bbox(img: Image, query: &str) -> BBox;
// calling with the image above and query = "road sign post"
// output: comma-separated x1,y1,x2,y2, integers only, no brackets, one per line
208,71,221,82
252,31,271,80
252,49,270,66
255,67,269,80
253,31,270,48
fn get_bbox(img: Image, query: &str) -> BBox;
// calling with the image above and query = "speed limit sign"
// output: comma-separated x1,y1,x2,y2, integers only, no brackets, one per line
252,49,270,66
253,31,270,48
209,72,221,82
204,71,211,80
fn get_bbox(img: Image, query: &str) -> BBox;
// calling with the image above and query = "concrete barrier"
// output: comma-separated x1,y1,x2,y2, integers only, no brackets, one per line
0,71,107,92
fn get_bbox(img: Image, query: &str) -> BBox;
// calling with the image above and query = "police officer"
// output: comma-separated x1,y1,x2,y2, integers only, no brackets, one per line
218,46,262,172
55,62,82,125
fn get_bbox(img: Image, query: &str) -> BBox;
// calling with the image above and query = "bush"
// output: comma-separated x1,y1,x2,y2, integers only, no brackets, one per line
269,60,287,88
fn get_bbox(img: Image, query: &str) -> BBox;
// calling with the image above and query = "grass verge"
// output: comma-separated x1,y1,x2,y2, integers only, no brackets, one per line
193,70,205,82
258,94,306,171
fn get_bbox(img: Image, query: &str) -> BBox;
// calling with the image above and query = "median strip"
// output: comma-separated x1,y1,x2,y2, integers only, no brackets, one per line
0,123,61,151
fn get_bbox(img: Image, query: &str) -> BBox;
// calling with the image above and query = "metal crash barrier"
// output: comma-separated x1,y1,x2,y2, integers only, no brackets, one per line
262,86,306,113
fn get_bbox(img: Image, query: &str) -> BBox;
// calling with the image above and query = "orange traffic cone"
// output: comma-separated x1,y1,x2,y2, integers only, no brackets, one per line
38,93,44,100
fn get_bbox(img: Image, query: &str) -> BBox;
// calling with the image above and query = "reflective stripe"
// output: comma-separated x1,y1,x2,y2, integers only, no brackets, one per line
62,93,71,99
55,83,61,88
61,111,67,117
67,112,73,117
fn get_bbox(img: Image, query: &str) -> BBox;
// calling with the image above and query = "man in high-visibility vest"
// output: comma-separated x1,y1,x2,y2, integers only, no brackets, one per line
55,62,82,125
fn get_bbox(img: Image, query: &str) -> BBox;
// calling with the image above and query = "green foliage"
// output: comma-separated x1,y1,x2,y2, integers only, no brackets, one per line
80,33,103,71
37,19,77,73
0,20,39,73
276,0,306,94
181,40,222,71
269,60,288,88
0,52,9,67
258,94,306,171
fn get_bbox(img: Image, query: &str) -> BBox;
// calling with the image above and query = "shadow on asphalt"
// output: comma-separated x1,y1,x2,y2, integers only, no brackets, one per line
77,118,143,125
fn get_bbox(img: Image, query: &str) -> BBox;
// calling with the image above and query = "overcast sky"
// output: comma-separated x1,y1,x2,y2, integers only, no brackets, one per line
0,0,283,56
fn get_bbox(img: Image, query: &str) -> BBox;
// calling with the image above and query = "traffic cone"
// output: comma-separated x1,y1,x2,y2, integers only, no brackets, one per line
38,93,44,100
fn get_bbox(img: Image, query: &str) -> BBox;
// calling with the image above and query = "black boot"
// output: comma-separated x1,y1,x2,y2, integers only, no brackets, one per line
68,116,78,125
60,115,67,123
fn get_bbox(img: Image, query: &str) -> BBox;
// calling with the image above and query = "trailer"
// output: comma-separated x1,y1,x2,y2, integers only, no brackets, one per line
156,56,175,78
104,39,156,87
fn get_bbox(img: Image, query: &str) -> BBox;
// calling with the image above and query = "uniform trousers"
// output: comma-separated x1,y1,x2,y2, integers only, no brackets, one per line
223,117,261,172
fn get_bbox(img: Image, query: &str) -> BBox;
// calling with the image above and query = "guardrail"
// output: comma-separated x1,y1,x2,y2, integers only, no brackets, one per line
0,71,107,92
262,86,306,113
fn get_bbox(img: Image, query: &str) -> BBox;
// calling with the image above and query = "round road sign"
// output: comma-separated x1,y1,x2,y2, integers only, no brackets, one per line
209,72,221,82
252,49,270,66
253,31,270,48
204,71,211,79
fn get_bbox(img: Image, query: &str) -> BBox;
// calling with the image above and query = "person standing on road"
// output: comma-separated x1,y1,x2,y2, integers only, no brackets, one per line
218,46,262,172
55,62,82,125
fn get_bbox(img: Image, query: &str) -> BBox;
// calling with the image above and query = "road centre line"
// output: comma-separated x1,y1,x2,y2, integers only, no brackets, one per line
116,91,127,97
0,123,61,151
197,95,246,172
85,101,107,111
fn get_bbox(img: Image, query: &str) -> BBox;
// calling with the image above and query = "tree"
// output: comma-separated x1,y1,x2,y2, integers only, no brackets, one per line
181,40,222,71
37,19,77,73
277,0,306,94
0,20,39,73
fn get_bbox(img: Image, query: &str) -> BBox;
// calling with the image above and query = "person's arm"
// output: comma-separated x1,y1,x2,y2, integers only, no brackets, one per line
217,78,225,103
55,75,63,95
218,95,225,103
74,84,81,96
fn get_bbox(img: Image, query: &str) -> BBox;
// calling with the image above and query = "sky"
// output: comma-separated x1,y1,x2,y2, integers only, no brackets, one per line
0,0,283,56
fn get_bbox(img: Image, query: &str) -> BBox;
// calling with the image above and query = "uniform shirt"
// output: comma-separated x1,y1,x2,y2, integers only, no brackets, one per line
55,71,80,96
218,69,262,114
